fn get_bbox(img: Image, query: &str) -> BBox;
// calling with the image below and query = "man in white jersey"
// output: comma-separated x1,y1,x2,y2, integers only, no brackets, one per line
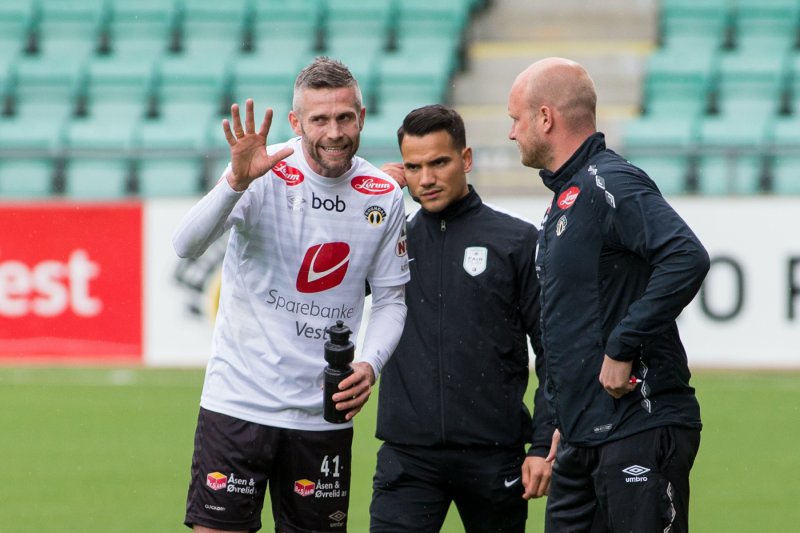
174,57,410,533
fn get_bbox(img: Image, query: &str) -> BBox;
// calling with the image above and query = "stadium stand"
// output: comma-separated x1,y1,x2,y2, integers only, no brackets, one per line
0,0,479,197
624,0,800,195
1,0,795,197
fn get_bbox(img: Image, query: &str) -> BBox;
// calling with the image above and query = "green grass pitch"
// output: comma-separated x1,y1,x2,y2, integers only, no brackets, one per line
1,367,799,532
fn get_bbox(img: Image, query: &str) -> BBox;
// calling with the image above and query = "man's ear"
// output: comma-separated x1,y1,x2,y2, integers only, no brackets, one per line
462,146,473,174
288,110,303,136
540,105,554,134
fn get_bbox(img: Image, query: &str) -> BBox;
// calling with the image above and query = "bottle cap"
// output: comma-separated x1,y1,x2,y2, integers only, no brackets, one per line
326,320,352,346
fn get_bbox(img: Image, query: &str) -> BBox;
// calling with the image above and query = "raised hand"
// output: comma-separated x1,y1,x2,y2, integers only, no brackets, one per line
222,99,294,191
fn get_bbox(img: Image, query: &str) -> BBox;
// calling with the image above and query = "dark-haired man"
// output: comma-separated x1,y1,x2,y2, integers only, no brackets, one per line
370,105,554,533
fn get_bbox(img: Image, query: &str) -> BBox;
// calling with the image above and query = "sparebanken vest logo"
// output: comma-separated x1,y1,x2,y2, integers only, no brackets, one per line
296,242,351,293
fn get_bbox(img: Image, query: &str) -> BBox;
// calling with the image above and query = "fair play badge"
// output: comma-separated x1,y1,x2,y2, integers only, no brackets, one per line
463,247,488,276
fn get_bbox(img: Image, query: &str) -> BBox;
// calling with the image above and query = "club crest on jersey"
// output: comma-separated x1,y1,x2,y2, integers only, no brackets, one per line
296,242,350,293
463,247,488,276
364,205,386,226
351,176,395,195
272,161,304,186
556,215,568,236
557,186,580,210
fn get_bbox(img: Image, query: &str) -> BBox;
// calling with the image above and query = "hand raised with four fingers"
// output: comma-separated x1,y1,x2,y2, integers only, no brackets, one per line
222,99,294,192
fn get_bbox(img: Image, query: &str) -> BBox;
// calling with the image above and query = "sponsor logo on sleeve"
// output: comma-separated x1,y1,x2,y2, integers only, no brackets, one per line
273,161,305,186
395,225,407,257
351,176,395,195
364,206,386,226
557,186,580,210
296,242,350,293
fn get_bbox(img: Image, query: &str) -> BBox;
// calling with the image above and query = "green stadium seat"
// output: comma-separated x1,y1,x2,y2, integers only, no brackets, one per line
623,116,699,150
789,52,800,113
153,52,230,121
396,0,471,36
658,0,731,50
0,0,35,56
770,157,800,194
734,0,800,52
713,49,790,116
695,154,763,194
360,101,420,159
63,157,132,199
696,115,768,193
0,158,54,197
107,0,180,55
767,116,800,194
179,0,251,55
625,155,690,196
642,47,716,116
136,158,203,197
5,55,84,121
81,54,156,122
35,0,109,58
0,55,82,151
250,0,321,55
376,47,455,109
324,0,392,52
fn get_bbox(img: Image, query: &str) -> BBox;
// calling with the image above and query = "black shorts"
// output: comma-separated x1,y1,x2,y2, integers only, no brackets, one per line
184,407,353,533
370,443,528,533
545,426,701,533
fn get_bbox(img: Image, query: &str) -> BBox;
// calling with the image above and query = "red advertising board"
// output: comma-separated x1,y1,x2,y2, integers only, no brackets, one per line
0,202,142,361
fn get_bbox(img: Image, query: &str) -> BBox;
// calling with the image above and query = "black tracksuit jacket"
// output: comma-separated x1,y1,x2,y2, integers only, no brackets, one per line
376,186,554,456
537,133,710,447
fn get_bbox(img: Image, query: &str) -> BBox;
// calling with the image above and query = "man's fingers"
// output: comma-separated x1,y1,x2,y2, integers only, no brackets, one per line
258,107,274,138
230,103,245,138
222,119,236,146
267,147,295,169
244,99,256,134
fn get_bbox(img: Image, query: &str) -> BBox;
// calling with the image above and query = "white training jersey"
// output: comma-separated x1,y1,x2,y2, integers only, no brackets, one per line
185,137,409,431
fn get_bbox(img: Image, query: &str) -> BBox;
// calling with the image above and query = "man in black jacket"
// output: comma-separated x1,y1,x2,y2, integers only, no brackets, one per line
508,57,710,533
369,105,554,532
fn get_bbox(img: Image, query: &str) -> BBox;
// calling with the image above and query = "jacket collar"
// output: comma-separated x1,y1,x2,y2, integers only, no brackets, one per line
420,184,482,221
540,132,606,193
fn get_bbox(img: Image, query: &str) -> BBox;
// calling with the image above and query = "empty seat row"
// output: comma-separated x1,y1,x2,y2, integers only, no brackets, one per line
623,113,800,195
0,156,226,199
626,152,800,196
659,0,800,52
0,0,479,59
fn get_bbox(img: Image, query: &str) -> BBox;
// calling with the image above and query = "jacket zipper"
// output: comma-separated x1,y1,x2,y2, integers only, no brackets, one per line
438,218,447,443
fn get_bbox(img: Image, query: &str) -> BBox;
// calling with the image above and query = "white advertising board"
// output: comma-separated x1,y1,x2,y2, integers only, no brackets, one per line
145,196,800,368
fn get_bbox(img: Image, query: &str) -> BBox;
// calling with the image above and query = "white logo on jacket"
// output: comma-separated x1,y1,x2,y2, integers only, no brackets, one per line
463,247,488,276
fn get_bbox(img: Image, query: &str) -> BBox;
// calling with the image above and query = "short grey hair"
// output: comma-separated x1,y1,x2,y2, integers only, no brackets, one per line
292,56,363,114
